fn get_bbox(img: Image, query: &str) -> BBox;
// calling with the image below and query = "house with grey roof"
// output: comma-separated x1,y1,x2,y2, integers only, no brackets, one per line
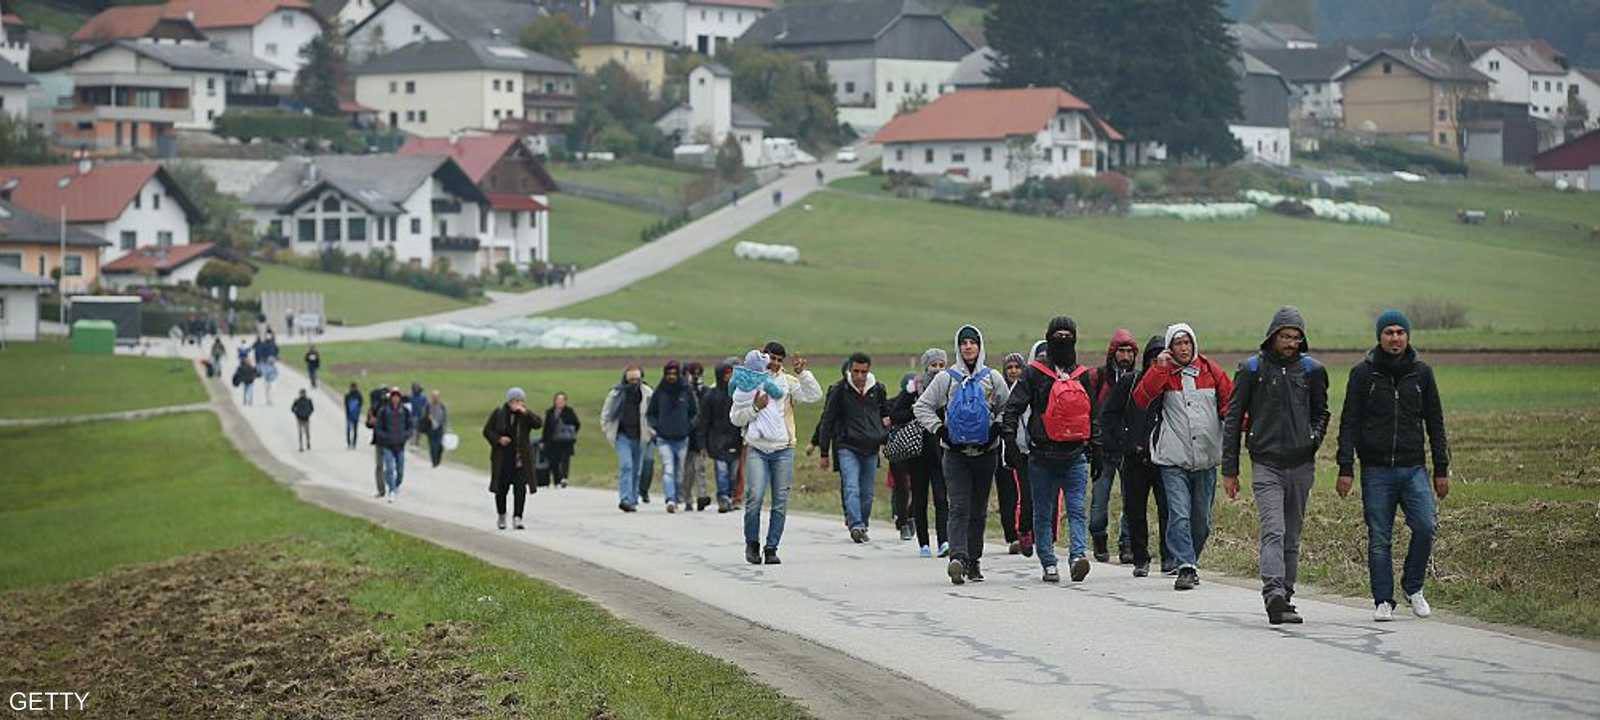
351,38,577,136
1248,47,1363,127
740,0,974,130
242,154,495,277
0,55,34,121
616,0,775,58
1229,21,1317,51
655,62,770,166
550,1,672,98
1334,44,1491,151
1231,51,1294,166
346,0,548,62
1468,40,1578,124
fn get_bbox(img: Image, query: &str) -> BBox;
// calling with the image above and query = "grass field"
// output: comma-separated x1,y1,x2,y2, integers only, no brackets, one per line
317,360,1600,638
11,0,87,36
542,179,1600,355
551,162,703,206
547,193,661,269
241,262,475,326
0,340,204,419
0,411,811,719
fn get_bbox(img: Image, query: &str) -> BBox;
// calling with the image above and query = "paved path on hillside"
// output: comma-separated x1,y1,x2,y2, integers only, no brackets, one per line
215,359,1600,720
296,151,876,345
0,402,212,428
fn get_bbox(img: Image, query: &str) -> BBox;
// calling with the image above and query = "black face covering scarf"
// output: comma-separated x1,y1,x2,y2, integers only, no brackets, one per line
1046,316,1077,368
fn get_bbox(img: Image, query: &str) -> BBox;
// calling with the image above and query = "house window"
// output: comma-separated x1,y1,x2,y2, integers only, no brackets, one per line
895,148,904,161
405,81,416,94
845,81,856,94
0,253,19,269
298,218,316,242
418,110,428,123
206,77,216,97
1438,108,1447,121
924,148,934,163
266,43,279,56
1438,132,1449,145
153,193,161,210
1489,60,1499,71
1043,147,1053,161
120,231,137,250
493,79,501,91
282,13,294,27
920,82,927,93
134,193,141,210
406,110,416,121
410,218,422,235
624,49,631,61
63,255,83,277
492,109,500,119
719,10,724,20
887,81,894,93
479,208,488,233
1080,149,1094,168
982,146,992,162
1382,62,1392,74
951,149,965,162
268,220,283,238
1058,117,1066,132
412,24,422,36
349,217,368,241
389,81,397,93
323,218,342,242
544,111,555,121
506,79,515,93
207,110,216,121
322,196,341,212
158,231,173,247
376,217,386,241
1545,81,1552,91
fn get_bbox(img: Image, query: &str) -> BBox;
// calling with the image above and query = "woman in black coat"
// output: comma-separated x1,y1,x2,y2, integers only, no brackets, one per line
541,391,581,488
484,387,542,530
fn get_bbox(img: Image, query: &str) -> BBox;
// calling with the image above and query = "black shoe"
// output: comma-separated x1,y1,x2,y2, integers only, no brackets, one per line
1119,545,1135,565
1133,563,1149,578
1021,532,1035,558
1267,595,1304,625
849,528,865,544
1174,568,1198,591
966,560,984,582
763,548,781,565
1093,536,1110,563
899,523,914,542
1042,565,1060,583
717,497,732,513
697,497,711,512
619,502,637,513
641,493,650,504
946,558,966,585
746,542,762,565
1070,556,1091,582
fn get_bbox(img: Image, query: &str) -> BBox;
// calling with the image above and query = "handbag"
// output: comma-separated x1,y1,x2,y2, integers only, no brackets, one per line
552,422,578,443
882,422,923,463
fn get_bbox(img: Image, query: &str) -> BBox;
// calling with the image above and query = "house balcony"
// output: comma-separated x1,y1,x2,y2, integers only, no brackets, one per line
431,235,481,252
54,104,192,125
523,91,578,107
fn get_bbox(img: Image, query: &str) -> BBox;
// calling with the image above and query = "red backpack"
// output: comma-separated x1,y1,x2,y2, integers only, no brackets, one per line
1029,361,1092,442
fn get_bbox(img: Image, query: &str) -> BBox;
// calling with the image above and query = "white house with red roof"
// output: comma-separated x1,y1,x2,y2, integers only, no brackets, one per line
75,0,323,87
400,133,557,270
100,241,255,290
0,160,200,265
872,87,1122,192
618,0,774,58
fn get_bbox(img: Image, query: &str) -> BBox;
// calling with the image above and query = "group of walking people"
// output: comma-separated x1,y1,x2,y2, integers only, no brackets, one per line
619,307,1448,626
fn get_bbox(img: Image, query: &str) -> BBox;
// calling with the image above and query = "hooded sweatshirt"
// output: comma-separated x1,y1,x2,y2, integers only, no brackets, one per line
913,324,1011,452
1222,306,1330,475
1089,329,1139,409
1001,317,1098,461
816,361,889,455
647,361,698,441
1100,335,1169,460
1132,323,1234,471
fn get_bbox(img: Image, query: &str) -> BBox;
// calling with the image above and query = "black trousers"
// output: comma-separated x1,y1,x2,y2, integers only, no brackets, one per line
944,449,998,562
545,443,573,483
994,459,1033,543
909,446,948,549
494,462,527,518
1121,455,1170,567
889,461,912,530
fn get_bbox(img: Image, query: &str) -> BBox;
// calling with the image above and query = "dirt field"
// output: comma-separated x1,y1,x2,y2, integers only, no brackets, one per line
0,547,495,719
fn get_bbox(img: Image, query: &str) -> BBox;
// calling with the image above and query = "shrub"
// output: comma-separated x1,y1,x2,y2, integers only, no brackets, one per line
495,260,518,284
214,111,356,146
195,260,255,289
1379,297,1471,331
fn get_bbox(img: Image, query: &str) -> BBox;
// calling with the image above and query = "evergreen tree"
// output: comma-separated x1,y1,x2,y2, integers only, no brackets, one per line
293,33,343,116
0,113,59,165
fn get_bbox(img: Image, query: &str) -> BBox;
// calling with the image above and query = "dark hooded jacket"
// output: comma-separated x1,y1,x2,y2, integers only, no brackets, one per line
344,388,364,423
647,362,699,441
686,363,707,451
816,360,890,455
1335,345,1450,477
698,360,744,461
1222,306,1331,476
291,394,314,420
484,402,541,492
1001,316,1100,462
1101,336,1167,461
1087,329,1139,411
541,405,581,447
373,395,413,449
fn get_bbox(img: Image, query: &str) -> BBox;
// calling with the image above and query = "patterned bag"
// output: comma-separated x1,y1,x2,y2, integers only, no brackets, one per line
883,422,924,463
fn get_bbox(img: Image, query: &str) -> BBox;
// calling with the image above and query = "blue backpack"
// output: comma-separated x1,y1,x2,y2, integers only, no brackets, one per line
944,367,993,446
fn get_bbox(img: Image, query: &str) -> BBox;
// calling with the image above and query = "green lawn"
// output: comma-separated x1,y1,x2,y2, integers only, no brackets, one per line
0,339,204,419
242,262,475,326
11,0,89,36
548,193,660,269
0,411,811,719
548,184,1600,355
551,162,703,206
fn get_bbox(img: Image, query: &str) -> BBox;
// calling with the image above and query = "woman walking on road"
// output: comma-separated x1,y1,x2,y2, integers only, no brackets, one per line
484,388,541,530
424,390,449,467
542,392,581,488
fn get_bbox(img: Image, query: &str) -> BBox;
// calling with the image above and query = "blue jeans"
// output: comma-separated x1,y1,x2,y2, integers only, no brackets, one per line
1160,466,1217,570
1090,456,1132,546
1029,454,1089,569
242,381,254,405
744,446,794,550
836,448,878,530
1362,466,1438,605
346,417,359,448
381,446,405,494
615,434,645,506
714,457,737,500
657,437,687,504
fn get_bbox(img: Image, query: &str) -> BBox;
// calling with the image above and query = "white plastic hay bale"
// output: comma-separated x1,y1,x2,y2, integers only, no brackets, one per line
734,241,800,264
408,317,659,350
1241,190,1391,226
1128,202,1257,222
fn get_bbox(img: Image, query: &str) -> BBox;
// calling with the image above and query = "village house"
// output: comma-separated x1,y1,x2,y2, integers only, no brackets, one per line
1,2,29,71
617,0,774,58
0,264,54,342
655,62,769,165
559,2,671,98
1533,128,1600,191
1248,47,1362,129
0,54,30,120
345,0,545,62
242,154,495,277
1232,51,1294,166
873,86,1121,192
0,161,200,267
100,242,254,290
75,0,324,88
740,0,973,131
351,38,576,138
1469,40,1580,125
1230,21,1318,51
1335,44,1491,151
0,198,111,295
399,133,556,269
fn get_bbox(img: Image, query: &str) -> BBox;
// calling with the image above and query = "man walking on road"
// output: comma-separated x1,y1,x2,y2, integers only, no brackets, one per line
367,384,389,496
917,325,1011,585
603,366,654,512
1134,323,1233,591
304,345,321,388
646,361,698,514
684,362,712,511
817,352,891,543
1336,310,1451,623
1089,330,1140,563
1101,336,1173,577
292,389,315,452
1002,318,1096,584
730,342,823,565
344,383,364,450
373,388,413,502
425,390,449,467
700,359,744,513
1223,307,1331,625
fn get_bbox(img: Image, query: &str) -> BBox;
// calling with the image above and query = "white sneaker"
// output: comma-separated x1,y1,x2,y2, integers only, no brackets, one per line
1408,591,1432,618
1374,602,1395,622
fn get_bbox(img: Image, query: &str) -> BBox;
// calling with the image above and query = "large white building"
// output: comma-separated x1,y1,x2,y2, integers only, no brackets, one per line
618,0,773,57
1,7,28,71
76,0,324,88
399,133,557,269
352,38,576,137
741,0,974,131
57,40,279,132
873,87,1121,192
655,62,769,166
1469,40,1580,123
1231,52,1294,166
345,0,546,62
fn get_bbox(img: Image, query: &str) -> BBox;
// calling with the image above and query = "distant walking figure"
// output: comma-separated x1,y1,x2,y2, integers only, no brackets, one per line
292,389,315,451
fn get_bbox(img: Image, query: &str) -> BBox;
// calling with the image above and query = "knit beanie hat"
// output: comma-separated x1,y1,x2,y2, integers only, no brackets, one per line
506,387,526,403
1375,309,1411,339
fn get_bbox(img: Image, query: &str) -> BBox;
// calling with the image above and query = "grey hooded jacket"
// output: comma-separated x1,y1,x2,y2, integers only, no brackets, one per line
913,324,1011,453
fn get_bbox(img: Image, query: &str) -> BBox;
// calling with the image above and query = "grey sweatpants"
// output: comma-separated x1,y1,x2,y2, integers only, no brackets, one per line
374,445,387,496
1251,461,1316,604
681,450,707,503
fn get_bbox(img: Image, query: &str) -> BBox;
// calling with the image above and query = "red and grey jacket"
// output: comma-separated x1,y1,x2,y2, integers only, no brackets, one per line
1133,353,1233,471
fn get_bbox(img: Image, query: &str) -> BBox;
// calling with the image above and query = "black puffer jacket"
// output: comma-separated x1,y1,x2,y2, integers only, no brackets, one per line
698,362,743,461
1222,307,1331,476
1336,346,1450,477
817,376,890,455
1101,336,1165,461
